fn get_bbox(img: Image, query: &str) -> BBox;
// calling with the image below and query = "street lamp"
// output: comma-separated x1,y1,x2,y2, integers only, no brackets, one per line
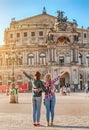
5,43,19,103
11,49,15,88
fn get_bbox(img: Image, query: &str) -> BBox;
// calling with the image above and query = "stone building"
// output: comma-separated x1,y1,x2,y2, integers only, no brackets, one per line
1,8,89,91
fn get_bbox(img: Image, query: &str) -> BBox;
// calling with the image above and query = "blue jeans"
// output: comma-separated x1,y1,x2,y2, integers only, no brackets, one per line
32,96,42,123
45,96,56,122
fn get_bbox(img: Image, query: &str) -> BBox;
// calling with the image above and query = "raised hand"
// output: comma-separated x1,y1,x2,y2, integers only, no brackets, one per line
20,69,25,72
60,70,68,77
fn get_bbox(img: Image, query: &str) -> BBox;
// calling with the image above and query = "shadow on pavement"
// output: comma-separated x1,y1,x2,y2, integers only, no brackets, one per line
53,125,89,129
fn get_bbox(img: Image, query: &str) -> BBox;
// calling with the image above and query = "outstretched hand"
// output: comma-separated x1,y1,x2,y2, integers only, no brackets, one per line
20,69,25,72
60,70,68,77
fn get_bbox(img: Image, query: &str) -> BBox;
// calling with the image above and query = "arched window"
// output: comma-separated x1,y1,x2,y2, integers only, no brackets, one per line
86,54,89,67
80,74,83,79
27,53,34,65
39,53,46,65
80,74,83,90
78,53,82,65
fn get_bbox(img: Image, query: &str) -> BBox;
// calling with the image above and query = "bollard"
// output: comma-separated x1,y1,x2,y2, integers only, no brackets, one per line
9,89,16,103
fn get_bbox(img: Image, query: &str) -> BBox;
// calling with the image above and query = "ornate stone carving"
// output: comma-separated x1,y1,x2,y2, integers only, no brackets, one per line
55,10,68,31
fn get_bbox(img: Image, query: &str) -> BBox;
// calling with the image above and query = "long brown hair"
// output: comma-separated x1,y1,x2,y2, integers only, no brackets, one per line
34,71,41,80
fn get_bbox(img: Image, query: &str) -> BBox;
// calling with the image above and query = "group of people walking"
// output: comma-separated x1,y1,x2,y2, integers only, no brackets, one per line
20,69,66,127
60,84,71,96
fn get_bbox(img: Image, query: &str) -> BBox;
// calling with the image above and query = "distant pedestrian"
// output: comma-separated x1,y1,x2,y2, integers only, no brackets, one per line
85,83,88,93
62,85,67,95
66,84,71,95
13,84,19,103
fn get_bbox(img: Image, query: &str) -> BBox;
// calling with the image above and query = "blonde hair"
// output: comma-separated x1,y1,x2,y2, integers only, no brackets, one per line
45,73,51,82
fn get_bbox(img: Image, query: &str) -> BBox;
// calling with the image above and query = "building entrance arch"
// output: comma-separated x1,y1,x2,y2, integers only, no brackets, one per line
60,72,70,87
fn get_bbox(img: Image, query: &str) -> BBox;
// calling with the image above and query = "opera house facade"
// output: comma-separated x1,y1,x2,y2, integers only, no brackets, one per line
1,8,89,91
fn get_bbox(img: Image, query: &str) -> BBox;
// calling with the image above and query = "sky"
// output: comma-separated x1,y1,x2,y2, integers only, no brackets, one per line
0,0,89,44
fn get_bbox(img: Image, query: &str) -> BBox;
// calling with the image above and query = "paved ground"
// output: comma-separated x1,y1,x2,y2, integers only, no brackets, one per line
0,92,89,130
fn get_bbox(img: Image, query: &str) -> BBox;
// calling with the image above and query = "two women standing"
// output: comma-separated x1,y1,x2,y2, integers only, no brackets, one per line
20,70,50,126
21,69,66,127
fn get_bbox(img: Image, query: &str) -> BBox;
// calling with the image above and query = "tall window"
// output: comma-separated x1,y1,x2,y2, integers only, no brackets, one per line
59,56,64,64
10,34,13,38
80,74,83,90
31,32,35,36
39,53,46,65
39,31,43,36
28,53,34,65
84,33,87,38
24,32,27,37
17,33,20,38
78,53,82,64
86,54,89,67
74,35,78,42
80,74,83,80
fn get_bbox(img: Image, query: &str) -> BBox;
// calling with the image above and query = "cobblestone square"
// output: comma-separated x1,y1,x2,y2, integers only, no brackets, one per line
0,93,89,130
